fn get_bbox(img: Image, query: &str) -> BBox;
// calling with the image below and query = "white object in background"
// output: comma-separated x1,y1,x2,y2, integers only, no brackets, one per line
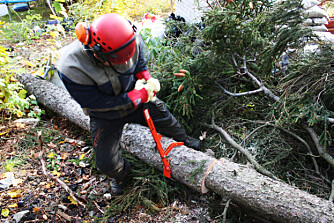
304,6,329,18
302,0,321,10
314,31,334,43
0,4,9,17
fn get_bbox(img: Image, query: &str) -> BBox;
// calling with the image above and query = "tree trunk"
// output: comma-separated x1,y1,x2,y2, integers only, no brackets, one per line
17,73,334,223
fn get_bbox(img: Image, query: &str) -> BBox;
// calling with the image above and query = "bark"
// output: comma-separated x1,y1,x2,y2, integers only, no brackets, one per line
17,73,334,223
17,73,89,131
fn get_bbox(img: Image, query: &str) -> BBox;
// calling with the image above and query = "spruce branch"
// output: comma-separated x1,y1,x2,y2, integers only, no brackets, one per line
203,116,277,180
222,54,280,101
302,123,334,168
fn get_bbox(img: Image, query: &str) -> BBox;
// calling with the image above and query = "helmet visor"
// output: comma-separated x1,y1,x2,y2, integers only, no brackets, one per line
98,35,150,75
95,34,137,64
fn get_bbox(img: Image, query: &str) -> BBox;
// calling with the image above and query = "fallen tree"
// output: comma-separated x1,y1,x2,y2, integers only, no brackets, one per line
17,73,334,223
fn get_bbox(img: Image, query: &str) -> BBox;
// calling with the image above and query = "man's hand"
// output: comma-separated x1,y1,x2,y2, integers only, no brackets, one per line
134,70,161,100
128,78,157,109
135,78,160,102
147,78,160,93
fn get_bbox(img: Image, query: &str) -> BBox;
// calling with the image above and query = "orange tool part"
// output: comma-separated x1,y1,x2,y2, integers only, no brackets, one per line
144,109,184,178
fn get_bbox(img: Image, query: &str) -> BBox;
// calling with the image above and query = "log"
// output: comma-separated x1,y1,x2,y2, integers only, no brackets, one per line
17,73,334,223
17,73,89,130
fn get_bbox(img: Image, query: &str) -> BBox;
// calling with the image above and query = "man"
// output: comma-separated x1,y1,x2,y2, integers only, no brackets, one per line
57,13,200,195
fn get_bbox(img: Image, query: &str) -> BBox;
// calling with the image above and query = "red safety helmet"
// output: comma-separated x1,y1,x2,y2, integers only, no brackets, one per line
75,13,136,64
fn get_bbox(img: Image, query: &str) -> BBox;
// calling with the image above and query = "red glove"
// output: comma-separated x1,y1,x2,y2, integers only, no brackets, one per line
127,88,148,109
135,70,160,98
135,70,151,81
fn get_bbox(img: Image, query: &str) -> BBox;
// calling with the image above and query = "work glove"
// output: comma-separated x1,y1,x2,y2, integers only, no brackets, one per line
135,78,157,102
135,70,161,95
146,77,160,94
128,79,155,109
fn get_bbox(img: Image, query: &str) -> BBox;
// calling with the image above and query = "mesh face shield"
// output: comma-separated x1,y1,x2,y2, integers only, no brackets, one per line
105,34,150,75
94,34,137,64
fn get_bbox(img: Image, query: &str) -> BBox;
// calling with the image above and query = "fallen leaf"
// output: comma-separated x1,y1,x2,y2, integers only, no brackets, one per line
61,153,69,160
25,60,36,68
8,203,17,208
47,152,54,159
8,189,22,198
47,142,58,149
12,179,23,186
33,207,40,212
1,209,9,217
80,190,87,195
68,195,78,206
0,131,8,136
52,170,61,177
10,76,18,82
0,172,14,180
14,123,26,129
79,161,87,168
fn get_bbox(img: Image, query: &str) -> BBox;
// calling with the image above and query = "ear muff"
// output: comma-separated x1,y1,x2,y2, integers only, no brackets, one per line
75,22,91,45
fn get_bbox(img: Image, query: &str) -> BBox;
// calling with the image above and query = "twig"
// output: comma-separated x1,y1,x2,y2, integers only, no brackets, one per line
206,0,214,9
329,179,334,202
245,120,323,180
222,199,231,223
203,117,277,179
215,199,231,222
272,124,321,175
214,0,223,10
37,131,86,208
217,84,263,97
246,71,280,101
242,123,268,146
302,123,334,168
93,200,105,214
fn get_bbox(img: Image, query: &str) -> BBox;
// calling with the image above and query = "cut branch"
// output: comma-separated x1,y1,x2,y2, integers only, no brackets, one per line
250,121,321,176
217,84,263,97
203,117,277,179
302,123,334,167
225,54,280,101
329,179,334,202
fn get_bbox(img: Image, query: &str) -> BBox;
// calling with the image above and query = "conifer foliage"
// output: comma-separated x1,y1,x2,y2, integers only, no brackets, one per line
158,0,333,196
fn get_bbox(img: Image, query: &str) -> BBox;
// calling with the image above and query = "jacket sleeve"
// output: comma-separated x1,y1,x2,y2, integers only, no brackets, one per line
58,71,134,111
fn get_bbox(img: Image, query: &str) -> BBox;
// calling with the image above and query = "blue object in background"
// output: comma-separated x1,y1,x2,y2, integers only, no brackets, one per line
12,3,29,12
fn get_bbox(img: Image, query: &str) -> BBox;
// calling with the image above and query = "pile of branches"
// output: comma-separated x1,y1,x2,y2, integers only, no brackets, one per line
150,0,334,200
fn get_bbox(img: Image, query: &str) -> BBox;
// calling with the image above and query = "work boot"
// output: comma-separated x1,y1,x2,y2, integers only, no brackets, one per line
110,159,131,195
183,135,201,150
111,178,126,195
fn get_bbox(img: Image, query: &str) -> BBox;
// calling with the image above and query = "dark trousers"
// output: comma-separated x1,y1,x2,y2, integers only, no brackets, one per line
90,99,187,179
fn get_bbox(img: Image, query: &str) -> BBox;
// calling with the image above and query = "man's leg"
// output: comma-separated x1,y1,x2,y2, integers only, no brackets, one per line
131,99,201,150
90,116,131,194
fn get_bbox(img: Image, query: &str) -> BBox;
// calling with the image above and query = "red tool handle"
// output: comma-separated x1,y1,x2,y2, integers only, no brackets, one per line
144,109,183,178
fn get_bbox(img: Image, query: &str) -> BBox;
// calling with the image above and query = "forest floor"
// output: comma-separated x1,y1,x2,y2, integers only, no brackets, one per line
0,28,233,223
0,114,215,222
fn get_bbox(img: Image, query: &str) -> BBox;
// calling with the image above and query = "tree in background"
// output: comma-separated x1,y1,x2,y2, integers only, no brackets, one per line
67,0,170,22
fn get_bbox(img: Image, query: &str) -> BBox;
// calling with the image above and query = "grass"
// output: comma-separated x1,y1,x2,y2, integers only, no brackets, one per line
0,1,52,23
4,156,24,172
